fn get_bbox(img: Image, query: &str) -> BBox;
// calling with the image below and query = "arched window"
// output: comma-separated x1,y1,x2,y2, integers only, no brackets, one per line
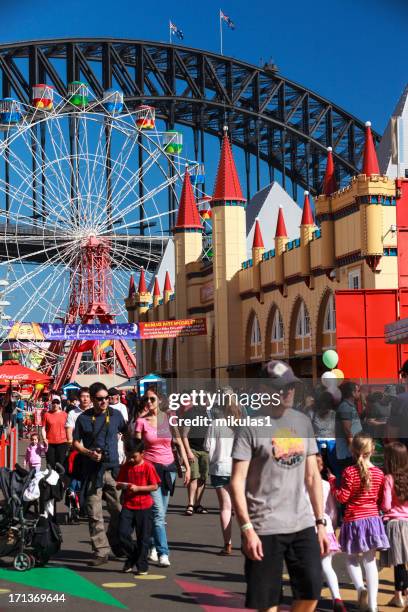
162,339,173,372
296,302,310,337
272,310,284,341
151,341,159,371
294,301,311,354
323,293,336,333
248,314,262,360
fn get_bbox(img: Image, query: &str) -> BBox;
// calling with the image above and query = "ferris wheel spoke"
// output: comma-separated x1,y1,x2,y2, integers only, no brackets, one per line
9,244,81,322
4,142,72,230
98,174,179,234
17,123,73,219
2,240,80,296
98,144,164,230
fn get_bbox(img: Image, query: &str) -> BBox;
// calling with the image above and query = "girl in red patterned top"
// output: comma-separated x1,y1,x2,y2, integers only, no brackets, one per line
328,433,389,612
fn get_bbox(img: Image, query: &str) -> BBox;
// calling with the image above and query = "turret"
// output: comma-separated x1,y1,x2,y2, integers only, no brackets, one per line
300,191,315,281
153,276,161,308
274,205,288,287
173,169,203,376
252,218,265,297
163,270,173,304
316,148,336,273
360,121,383,271
135,268,151,316
252,218,265,265
211,126,247,379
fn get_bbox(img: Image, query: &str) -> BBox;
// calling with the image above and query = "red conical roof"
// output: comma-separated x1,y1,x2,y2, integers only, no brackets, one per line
153,276,160,297
323,147,337,195
174,170,202,230
163,270,172,292
252,219,264,248
138,268,147,293
301,191,314,225
128,274,135,298
275,206,288,238
362,121,379,176
212,128,246,202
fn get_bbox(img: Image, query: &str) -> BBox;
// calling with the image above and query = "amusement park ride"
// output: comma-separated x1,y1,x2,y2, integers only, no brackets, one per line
0,38,379,384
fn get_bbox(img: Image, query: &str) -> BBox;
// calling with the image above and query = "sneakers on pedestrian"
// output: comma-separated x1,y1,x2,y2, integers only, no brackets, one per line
148,548,158,563
89,555,109,567
388,594,405,608
358,588,369,612
122,560,134,573
135,570,148,576
158,554,170,567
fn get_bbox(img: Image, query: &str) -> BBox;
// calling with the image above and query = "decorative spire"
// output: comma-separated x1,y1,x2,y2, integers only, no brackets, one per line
362,121,380,176
128,274,135,298
153,276,160,297
323,147,337,195
174,169,202,230
252,218,264,249
301,191,314,225
163,270,172,293
212,128,246,202
275,206,288,238
137,268,147,294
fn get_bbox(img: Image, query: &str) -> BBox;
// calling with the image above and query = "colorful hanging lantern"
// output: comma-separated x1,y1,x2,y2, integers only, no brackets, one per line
163,130,183,155
32,84,54,110
136,105,155,130
68,81,89,107
0,98,22,125
102,88,124,115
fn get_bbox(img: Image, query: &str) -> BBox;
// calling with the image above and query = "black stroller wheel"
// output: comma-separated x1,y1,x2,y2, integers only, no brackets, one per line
13,553,31,571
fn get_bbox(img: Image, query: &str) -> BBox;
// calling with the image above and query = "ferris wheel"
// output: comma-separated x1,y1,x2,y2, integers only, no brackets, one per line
0,84,208,378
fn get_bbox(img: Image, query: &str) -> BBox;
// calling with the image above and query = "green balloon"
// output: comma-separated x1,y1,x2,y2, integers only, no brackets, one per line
322,349,339,369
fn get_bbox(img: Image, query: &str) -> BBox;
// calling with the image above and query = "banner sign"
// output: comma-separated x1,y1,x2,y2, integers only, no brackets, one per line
7,319,207,341
138,318,207,339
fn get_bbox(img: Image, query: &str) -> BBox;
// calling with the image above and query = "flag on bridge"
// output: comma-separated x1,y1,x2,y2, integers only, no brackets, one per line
169,21,184,41
220,10,235,29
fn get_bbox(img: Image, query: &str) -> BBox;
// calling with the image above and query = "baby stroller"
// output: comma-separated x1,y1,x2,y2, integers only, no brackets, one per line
0,463,65,571
63,450,83,524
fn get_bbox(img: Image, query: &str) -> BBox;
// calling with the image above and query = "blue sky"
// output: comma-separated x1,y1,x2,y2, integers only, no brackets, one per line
3,0,408,132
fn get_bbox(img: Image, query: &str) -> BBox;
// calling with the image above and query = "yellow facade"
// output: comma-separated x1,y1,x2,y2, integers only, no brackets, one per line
126,167,399,381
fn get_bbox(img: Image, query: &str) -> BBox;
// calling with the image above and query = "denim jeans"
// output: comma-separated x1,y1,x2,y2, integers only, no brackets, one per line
150,471,176,556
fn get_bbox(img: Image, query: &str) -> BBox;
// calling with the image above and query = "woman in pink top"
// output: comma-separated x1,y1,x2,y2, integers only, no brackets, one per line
135,387,190,567
381,442,408,607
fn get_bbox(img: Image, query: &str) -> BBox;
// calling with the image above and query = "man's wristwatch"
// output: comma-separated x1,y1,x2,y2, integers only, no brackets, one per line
315,518,327,527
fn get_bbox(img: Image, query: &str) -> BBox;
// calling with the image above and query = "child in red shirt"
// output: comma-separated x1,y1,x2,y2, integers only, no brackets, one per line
116,439,160,575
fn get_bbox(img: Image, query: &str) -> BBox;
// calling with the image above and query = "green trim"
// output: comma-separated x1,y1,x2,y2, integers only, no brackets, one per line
211,200,246,208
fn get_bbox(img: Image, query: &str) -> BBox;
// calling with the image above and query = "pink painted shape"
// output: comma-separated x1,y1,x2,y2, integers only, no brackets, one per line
175,579,247,611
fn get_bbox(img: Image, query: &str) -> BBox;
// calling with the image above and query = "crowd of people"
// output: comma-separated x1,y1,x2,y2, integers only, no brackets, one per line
3,362,408,612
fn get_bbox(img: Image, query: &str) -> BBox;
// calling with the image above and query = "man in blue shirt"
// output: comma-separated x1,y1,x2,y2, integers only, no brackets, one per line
73,381,128,566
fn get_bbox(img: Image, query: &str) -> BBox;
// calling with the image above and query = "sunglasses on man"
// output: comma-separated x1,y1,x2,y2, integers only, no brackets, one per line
95,395,109,402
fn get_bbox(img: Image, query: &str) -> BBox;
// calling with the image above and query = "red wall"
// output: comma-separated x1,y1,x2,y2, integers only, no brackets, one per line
336,289,400,380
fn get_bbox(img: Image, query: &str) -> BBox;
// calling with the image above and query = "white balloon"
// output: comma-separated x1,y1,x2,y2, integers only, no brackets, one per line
321,371,339,388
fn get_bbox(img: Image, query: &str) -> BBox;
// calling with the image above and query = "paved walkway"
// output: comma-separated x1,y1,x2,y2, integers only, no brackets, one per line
0,443,399,611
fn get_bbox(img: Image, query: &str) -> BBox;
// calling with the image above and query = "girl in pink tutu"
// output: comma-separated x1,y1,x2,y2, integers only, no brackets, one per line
316,454,346,612
328,433,389,612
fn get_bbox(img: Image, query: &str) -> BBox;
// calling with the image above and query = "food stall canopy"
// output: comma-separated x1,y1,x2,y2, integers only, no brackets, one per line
0,360,51,383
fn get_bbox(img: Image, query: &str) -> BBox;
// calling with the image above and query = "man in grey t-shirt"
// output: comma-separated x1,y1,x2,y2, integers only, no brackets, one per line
230,360,329,611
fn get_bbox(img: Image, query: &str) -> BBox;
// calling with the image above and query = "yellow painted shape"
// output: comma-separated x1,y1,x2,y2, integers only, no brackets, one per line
0,588,11,594
134,574,166,580
101,582,136,589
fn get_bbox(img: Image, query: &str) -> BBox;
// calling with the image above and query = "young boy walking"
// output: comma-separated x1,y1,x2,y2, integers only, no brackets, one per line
116,439,160,575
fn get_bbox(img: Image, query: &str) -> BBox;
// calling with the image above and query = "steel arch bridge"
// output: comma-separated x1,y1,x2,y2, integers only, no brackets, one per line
0,37,379,206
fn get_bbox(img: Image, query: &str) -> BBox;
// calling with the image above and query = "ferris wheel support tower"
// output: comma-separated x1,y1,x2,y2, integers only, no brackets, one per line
51,235,136,388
